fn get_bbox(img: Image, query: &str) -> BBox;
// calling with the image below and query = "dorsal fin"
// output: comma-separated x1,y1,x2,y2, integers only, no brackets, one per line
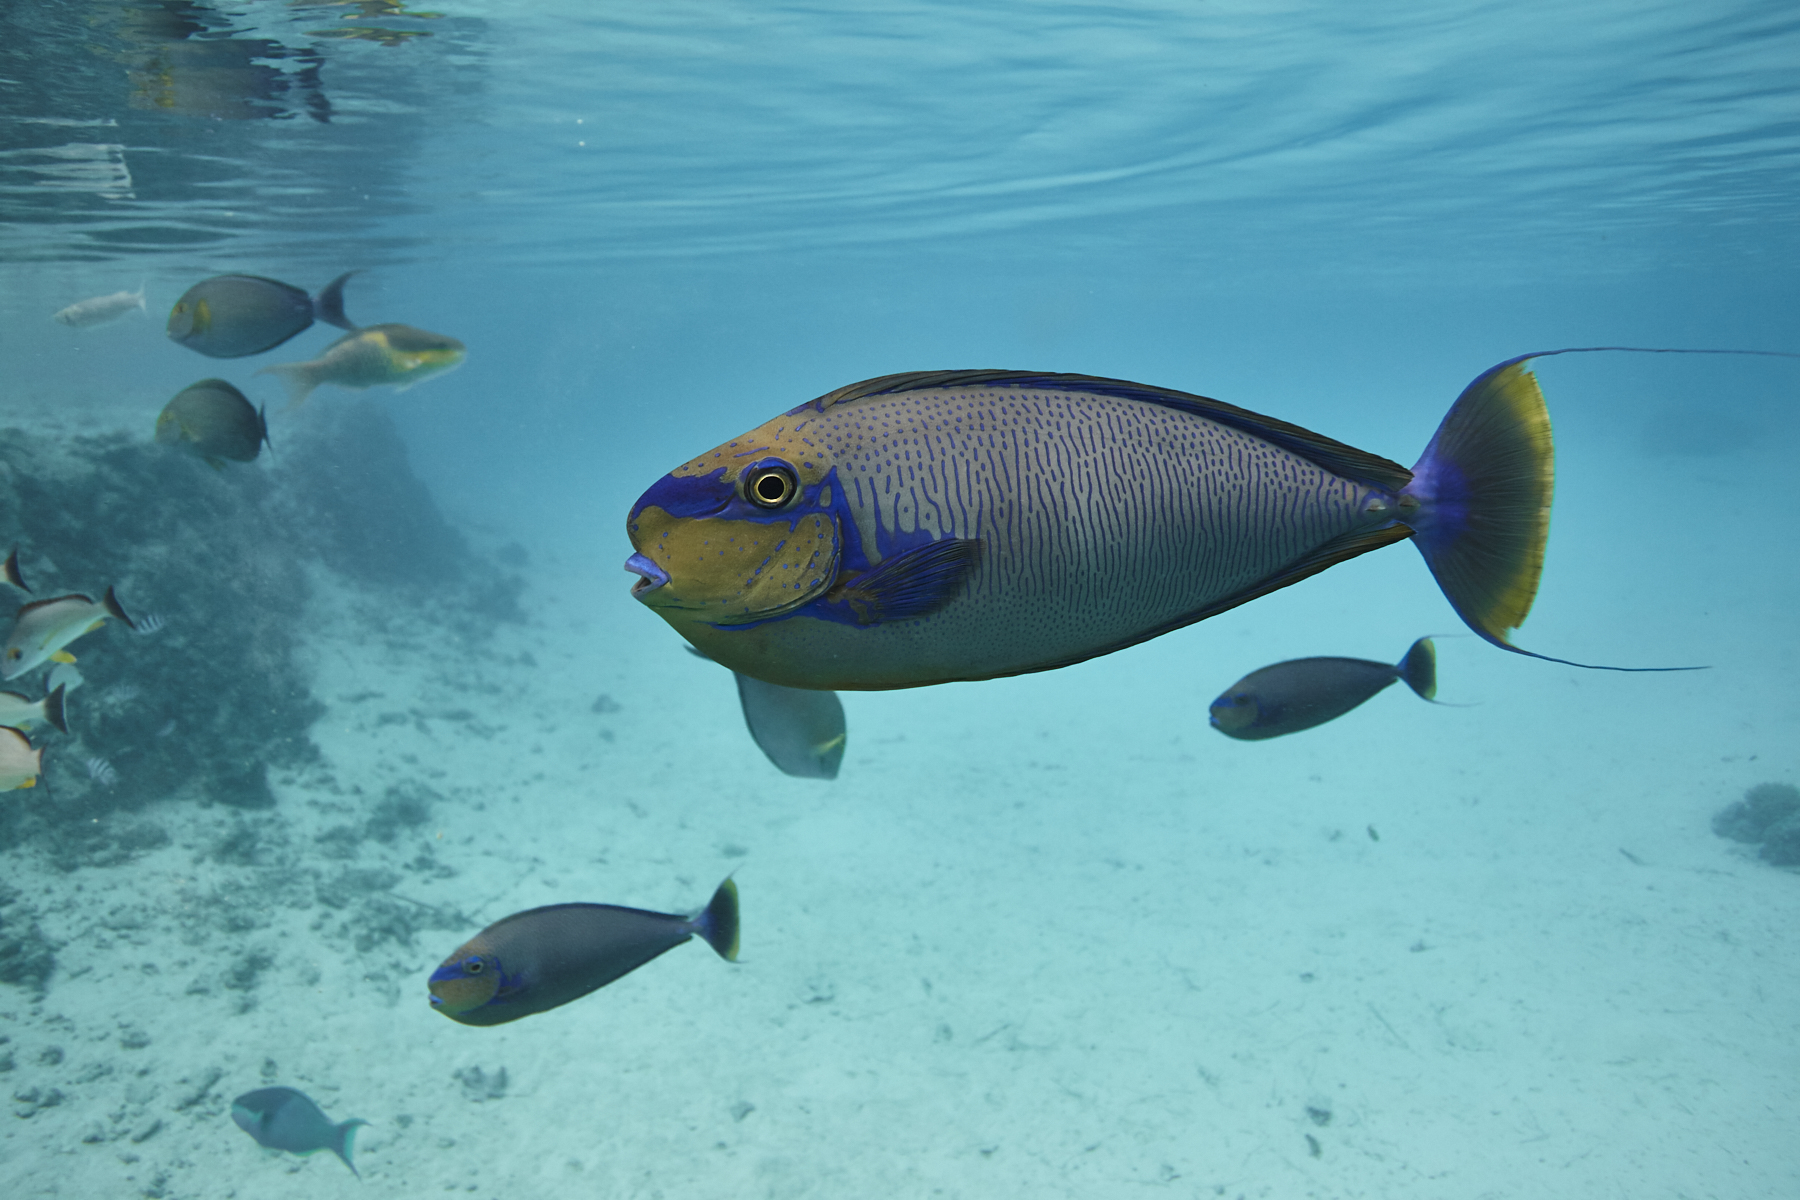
798,370,1413,492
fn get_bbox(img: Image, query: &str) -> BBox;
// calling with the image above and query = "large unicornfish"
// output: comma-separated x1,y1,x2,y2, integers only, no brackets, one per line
623,352,1607,690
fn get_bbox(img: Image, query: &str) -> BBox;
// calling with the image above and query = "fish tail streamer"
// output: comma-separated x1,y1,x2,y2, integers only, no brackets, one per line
1401,361,1553,655
1396,637,1436,700
699,877,740,961
260,362,320,408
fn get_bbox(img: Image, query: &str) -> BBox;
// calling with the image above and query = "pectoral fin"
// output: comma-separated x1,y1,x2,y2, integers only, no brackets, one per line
51,651,76,664
830,538,983,626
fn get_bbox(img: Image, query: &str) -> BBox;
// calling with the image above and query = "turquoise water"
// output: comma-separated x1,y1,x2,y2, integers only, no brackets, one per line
3,1,1798,1196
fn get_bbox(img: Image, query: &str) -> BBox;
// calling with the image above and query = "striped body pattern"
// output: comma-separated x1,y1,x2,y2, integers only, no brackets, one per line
629,373,1407,690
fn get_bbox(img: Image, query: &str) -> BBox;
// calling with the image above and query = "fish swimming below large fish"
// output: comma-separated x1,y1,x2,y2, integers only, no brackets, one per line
3,588,136,680
166,272,356,358
688,646,846,778
53,284,145,328
428,877,739,1026
625,347,1768,691
155,379,270,468
1209,637,1438,740
259,322,466,406
230,1086,366,1177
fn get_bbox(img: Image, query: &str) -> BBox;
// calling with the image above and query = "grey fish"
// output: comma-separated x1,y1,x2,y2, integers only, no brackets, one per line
230,1086,367,1177
53,284,145,328
736,672,845,778
2,588,136,680
0,726,41,791
259,322,466,406
155,379,270,467
3,548,27,593
1209,637,1437,740
167,272,355,358
429,877,739,1026
0,685,68,735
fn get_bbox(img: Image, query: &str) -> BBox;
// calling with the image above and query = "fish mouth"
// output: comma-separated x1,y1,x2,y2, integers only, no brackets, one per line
625,552,670,599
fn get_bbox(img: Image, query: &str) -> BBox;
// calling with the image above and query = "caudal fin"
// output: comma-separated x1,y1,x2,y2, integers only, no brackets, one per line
314,271,358,331
697,877,740,962
1395,638,1436,700
1402,360,1553,654
42,683,68,735
334,1118,369,1178
259,362,320,408
1401,352,1715,672
102,586,138,632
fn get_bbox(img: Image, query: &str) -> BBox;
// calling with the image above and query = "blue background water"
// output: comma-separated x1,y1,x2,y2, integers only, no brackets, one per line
3,1,1798,1196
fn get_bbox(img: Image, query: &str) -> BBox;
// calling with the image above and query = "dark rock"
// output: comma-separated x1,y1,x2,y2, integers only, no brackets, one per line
453,1065,507,1102
0,889,56,993
1760,812,1800,867
1713,782,1800,843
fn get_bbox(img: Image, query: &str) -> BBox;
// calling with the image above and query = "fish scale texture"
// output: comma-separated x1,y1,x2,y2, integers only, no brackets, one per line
719,386,1383,687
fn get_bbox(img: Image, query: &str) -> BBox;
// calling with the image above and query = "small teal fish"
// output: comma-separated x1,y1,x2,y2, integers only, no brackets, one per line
689,645,846,778
230,1086,367,1177
259,323,466,406
735,672,846,779
3,589,135,680
1209,637,1437,740
155,379,270,468
167,272,356,359
429,877,739,1026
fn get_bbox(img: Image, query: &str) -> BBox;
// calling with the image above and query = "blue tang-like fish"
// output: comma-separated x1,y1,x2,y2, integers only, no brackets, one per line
230,1086,367,1177
1210,636,1438,740
624,354,1589,690
429,877,739,1026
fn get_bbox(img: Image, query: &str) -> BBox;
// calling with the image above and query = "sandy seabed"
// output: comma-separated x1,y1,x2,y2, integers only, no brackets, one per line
1,431,1797,1200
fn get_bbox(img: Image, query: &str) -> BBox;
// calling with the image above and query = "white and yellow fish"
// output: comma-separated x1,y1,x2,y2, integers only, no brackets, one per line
3,588,136,681
259,323,465,407
0,685,68,735
54,284,146,328
0,726,42,791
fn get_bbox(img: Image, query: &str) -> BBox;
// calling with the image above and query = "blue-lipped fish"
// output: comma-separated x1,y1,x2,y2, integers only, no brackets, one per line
0,726,43,791
230,1086,367,1177
258,323,466,407
3,548,27,593
167,272,356,359
53,284,145,328
155,379,270,467
3,588,136,681
429,877,739,1026
1210,637,1437,740
626,353,1633,690
0,685,68,736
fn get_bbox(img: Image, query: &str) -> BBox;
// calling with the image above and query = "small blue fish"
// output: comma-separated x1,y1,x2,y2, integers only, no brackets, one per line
168,272,356,359
1209,637,1437,740
230,1086,367,1177
429,877,740,1026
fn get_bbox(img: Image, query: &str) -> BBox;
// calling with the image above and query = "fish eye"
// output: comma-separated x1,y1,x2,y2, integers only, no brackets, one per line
745,464,798,509
462,956,484,975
